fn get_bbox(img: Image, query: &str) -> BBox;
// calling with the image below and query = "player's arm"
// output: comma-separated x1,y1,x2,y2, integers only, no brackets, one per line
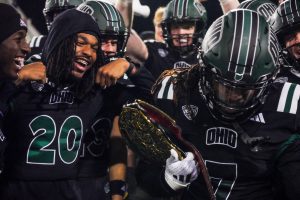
109,116,127,200
95,57,141,88
219,0,240,14
116,0,149,63
116,0,133,31
15,62,46,85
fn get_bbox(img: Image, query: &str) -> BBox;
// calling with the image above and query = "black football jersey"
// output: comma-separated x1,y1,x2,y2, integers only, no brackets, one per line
0,81,17,173
275,66,300,85
136,71,300,200
3,81,103,180
145,41,198,80
78,83,145,178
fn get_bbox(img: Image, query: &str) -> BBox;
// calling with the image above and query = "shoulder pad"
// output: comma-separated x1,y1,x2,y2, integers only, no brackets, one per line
277,82,300,114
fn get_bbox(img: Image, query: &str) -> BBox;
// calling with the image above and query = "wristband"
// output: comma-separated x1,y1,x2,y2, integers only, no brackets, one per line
124,56,135,75
104,180,127,197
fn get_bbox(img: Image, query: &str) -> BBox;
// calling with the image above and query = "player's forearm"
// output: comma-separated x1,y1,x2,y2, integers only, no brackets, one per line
116,0,133,31
126,30,149,63
219,0,240,14
109,163,126,181
109,164,127,200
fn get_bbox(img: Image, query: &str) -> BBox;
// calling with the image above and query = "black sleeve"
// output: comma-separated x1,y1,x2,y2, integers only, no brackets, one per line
135,160,179,197
275,137,300,200
128,66,155,91
0,81,16,172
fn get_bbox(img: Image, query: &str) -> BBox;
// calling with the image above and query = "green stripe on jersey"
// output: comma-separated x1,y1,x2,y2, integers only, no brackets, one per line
277,82,300,114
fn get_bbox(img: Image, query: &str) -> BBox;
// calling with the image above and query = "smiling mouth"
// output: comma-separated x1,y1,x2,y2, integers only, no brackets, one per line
73,58,91,73
14,57,24,70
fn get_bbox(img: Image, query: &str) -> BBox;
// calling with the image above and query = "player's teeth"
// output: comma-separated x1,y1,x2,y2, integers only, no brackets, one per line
77,60,88,66
14,57,25,69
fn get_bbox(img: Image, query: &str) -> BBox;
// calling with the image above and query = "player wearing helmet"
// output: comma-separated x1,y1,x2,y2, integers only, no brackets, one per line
133,9,300,200
28,0,86,58
270,0,300,84
76,1,154,200
126,0,207,80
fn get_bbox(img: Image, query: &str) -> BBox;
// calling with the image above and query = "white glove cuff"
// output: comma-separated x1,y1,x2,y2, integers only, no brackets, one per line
165,170,189,191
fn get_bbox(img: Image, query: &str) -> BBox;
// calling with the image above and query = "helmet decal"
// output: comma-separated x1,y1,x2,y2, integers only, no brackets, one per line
269,27,280,66
96,1,122,30
239,0,277,20
77,1,123,30
173,0,189,18
257,3,277,18
77,4,94,15
203,17,223,54
228,10,260,80
282,0,300,24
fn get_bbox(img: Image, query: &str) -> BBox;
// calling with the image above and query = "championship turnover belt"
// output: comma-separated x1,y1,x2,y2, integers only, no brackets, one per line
119,99,215,200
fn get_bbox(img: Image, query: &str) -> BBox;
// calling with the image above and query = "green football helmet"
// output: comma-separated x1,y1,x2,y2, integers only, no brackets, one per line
200,9,280,123
161,0,207,56
238,0,277,21
269,0,300,69
43,0,85,30
77,0,129,63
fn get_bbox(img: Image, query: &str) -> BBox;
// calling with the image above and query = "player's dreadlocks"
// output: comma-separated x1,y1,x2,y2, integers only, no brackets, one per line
152,64,201,121
46,34,102,99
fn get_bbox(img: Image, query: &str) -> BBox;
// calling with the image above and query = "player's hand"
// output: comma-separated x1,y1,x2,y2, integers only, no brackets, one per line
164,149,199,191
16,62,46,84
95,58,130,88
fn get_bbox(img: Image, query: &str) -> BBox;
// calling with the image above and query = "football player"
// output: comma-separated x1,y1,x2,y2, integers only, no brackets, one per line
0,8,104,200
0,3,47,175
126,0,207,80
134,9,300,200
76,1,154,200
270,0,300,84
28,0,85,58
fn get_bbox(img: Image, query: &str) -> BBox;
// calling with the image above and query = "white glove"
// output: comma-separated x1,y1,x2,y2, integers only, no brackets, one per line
164,149,199,191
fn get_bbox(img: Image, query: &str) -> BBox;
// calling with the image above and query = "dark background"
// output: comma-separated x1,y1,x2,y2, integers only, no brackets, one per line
16,0,223,35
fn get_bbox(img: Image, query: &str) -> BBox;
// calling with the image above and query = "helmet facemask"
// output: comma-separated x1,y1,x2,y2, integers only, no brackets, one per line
100,30,129,64
280,28,300,70
200,61,278,123
162,19,204,57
